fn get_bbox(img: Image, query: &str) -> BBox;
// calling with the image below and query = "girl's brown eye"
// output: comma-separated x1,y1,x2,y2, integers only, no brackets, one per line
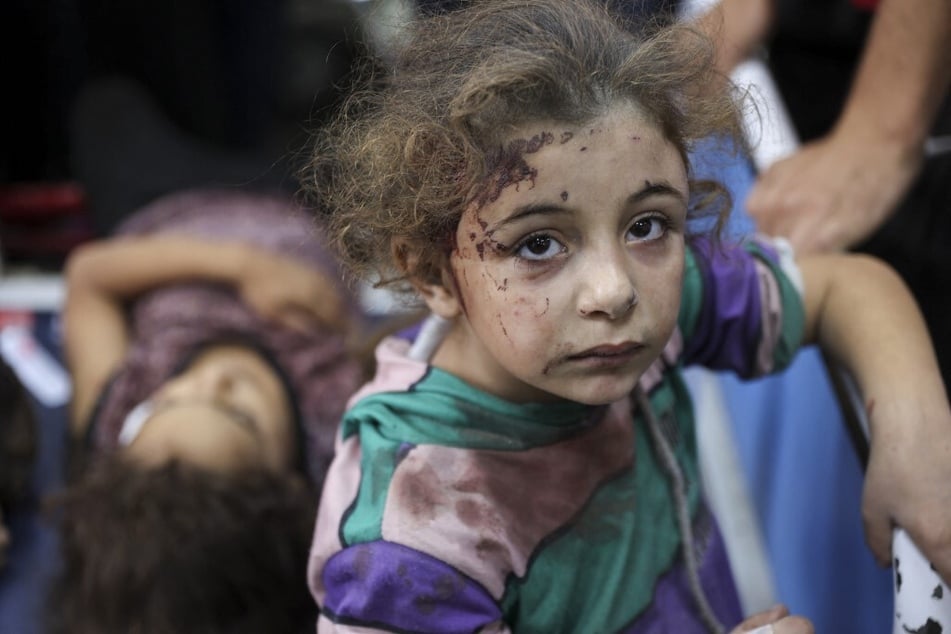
628,216,668,242
515,233,564,261
631,218,653,238
526,235,552,255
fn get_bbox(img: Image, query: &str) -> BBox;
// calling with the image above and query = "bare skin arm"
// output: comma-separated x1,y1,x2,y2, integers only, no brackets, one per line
63,236,347,434
798,252,951,583
689,0,774,78
748,0,951,253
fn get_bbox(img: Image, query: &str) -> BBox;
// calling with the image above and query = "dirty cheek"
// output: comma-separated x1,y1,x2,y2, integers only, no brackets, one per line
501,295,556,347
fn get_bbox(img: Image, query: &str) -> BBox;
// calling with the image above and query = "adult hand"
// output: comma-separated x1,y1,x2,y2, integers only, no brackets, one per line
237,249,348,334
746,125,922,254
729,604,814,633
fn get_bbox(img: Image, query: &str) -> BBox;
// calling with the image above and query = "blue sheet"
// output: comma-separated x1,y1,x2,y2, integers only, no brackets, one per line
692,138,892,633
0,312,67,634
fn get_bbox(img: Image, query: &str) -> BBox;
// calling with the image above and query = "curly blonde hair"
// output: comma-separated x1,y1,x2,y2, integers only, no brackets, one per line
300,0,744,299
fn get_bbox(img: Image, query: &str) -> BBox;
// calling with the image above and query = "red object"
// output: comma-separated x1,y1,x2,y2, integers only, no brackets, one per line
850,0,880,11
0,311,35,329
0,181,96,266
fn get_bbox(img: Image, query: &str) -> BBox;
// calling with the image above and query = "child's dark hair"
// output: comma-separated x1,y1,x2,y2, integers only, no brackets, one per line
0,357,37,517
301,0,744,296
47,457,318,634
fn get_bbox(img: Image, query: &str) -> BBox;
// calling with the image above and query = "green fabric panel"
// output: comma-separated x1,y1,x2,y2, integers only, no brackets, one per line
341,368,594,450
498,377,702,631
678,246,703,340
338,426,400,545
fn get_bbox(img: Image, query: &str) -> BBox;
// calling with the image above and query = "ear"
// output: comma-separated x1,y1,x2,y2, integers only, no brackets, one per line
392,240,462,320
417,275,462,319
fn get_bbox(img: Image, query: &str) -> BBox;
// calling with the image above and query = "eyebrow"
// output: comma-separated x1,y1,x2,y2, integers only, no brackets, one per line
494,179,687,230
631,181,687,205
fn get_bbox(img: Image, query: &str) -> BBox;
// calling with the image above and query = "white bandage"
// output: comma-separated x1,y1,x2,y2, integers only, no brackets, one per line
117,400,156,446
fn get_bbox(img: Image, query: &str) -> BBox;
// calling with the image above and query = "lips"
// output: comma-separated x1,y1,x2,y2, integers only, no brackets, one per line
567,341,644,361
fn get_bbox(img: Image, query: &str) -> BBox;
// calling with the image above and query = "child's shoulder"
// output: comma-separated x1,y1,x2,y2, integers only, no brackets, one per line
344,336,427,410
680,235,806,376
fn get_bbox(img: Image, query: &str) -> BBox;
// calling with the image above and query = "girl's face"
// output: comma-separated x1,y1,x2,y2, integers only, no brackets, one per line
426,104,688,405
125,345,295,472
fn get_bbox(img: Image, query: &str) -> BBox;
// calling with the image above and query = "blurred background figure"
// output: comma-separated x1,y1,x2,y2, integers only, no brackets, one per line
47,457,320,634
63,189,364,482
745,0,951,389
47,188,369,633
0,357,37,572
0,3,375,627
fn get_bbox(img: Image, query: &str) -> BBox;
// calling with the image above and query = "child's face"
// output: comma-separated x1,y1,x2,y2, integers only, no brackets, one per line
426,104,688,405
125,345,295,472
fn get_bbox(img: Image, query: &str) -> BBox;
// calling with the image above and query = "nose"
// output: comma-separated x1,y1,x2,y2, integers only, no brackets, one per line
576,250,637,320
195,365,236,398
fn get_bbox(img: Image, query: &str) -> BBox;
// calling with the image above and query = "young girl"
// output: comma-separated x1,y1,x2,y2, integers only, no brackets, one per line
301,1,951,632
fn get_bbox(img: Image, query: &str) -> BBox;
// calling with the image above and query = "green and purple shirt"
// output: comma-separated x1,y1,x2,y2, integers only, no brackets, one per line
309,237,804,633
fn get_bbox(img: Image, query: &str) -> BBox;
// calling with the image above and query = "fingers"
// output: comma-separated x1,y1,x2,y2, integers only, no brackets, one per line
746,172,809,248
745,178,781,232
772,616,814,634
730,605,788,633
731,610,814,634
862,487,895,568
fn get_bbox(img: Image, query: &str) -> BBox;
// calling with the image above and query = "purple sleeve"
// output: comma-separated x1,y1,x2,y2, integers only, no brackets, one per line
322,540,503,632
681,237,796,377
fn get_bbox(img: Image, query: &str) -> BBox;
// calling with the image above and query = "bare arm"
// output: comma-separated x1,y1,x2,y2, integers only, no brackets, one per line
64,236,346,433
839,0,951,153
799,252,951,582
689,0,774,78
748,0,951,252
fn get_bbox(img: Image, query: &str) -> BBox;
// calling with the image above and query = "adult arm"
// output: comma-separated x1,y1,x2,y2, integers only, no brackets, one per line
689,0,774,79
63,235,347,433
748,0,951,253
798,252,951,583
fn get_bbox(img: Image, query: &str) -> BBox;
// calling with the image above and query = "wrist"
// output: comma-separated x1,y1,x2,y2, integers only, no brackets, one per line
218,241,254,285
834,103,930,164
829,115,926,184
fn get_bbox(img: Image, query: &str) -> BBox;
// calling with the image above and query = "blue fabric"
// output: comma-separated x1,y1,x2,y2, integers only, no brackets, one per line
688,137,892,634
0,313,66,634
